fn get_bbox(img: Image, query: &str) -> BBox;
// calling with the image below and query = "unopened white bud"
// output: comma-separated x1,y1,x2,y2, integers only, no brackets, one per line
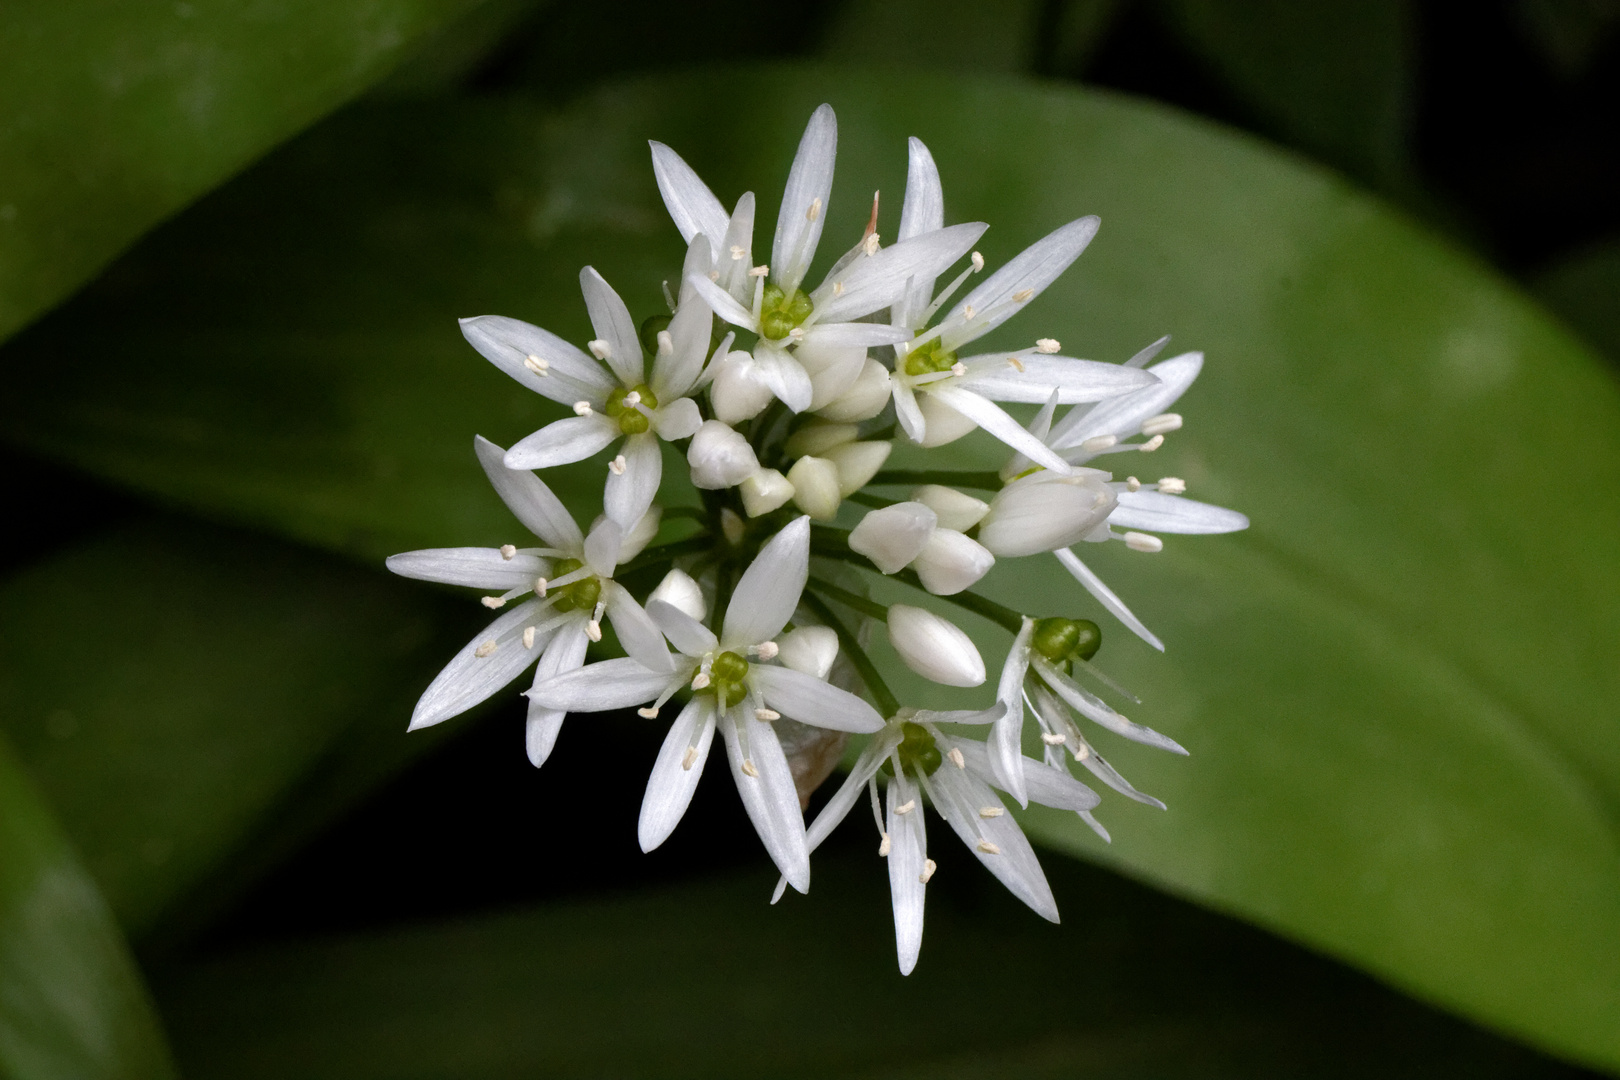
783,422,859,458
816,358,892,422
720,508,746,547
786,455,841,519
849,502,937,574
912,529,994,596
1141,413,1183,436
739,468,795,518
710,352,775,424
1124,531,1164,553
910,484,989,532
824,440,892,496
887,605,986,687
914,393,979,448
688,420,760,489
776,625,839,680
649,567,707,622
796,341,867,411
978,474,1118,557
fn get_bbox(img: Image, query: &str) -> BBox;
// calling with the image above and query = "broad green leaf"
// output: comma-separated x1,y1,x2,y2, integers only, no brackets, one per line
152,852,1584,1079
0,0,488,347
0,737,176,1080
3,71,1620,1066
0,518,471,944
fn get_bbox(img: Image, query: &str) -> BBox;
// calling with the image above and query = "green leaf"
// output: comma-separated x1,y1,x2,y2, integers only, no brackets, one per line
3,71,1620,1065
0,518,472,944
0,737,176,1080
0,0,489,347
1533,239,1620,361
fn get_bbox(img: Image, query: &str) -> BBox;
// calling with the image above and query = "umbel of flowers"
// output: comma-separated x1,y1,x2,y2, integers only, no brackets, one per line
388,104,1248,974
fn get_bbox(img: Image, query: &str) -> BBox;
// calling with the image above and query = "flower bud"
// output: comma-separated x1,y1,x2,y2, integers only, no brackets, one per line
777,625,839,679
911,529,994,595
784,421,858,458
887,604,985,687
710,352,774,424
688,420,760,489
740,468,794,517
649,567,706,622
915,393,979,447
977,473,1118,557
816,358,891,421
794,340,867,410
849,502,936,574
786,455,842,519
910,484,990,532
824,440,892,496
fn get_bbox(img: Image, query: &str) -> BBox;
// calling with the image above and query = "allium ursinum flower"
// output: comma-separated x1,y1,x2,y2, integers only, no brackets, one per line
653,104,988,419
385,437,672,766
525,517,884,892
883,136,1159,467
457,241,719,530
999,340,1250,650
776,708,1101,974
846,497,996,596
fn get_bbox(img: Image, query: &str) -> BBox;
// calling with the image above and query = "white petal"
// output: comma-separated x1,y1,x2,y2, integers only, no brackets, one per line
886,770,928,974
951,737,1100,812
386,547,542,591
1034,656,1187,754
646,597,719,657
812,222,986,323
657,246,716,399
886,605,985,687
772,104,837,294
991,618,1035,806
893,382,926,443
685,272,757,330
653,396,703,440
687,419,760,489
638,698,718,851
786,456,842,519
824,441,892,496
649,141,728,259
802,723,903,854
752,344,814,412
978,473,1117,557
955,356,1159,404
899,136,944,241
1109,490,1250,534
648,569,707,623
911,704,1005,726
926,754,1058,922
776,625,838,680
409,600,548,730
927,386,1072,473
458,315,616,406
615,504,661,562
942,216,1099,350
910,484,989,532
1052,548,1164,652
849,501,937,574
1049,351,1202,450
816,358,892,422
911,529,994,595
604,431,662,531
603,582,674,674
526,657,677,712
503,415,618,471
525,622,591,768
753,665,885,733
718,192,758,300
799,321,912,347
579,267,644,387
913,391,980,447
582,517,622,577
724,515,809,646
722,706,811,892
474,436,584,550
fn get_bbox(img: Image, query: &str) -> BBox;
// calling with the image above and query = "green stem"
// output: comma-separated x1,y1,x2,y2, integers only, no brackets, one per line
614,534,713,577
713,560,735,640
810,525,1024,634
802,591,900,718
870,469,1003,491
808,576,889,621
662,505,709,525
846,490,897,510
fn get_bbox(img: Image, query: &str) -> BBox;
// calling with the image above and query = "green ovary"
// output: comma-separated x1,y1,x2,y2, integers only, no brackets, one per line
759,283,814,340
1031,617,1102,665
605,384,658,435
548,558,602,613
703,650,751,709
902,337,958,376
880,721,944,778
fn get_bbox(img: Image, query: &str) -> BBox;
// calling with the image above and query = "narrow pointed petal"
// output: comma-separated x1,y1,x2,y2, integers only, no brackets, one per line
928,758,1059,922
1050,351,1202,450
386,547,542,591
1052,547,1164,651
751,345,814,413
525,622,591,768
894,382,925,442
409,600,548,730
911,704,1005,726
800,321,912,347
475,436,585,550
604,431,663,530
526,657,676,712
686,272,757,330
991,618,1034,806
753,665,885,733
503,415,618,471
951,738,1101,812
639,698,718,851
929,386,1072,473
812,222,987,323
886,770,928,974
1075,742,1167,808
956,356,1158,404
646,597,719,656
722,707,811,892
1109,490,1250,534
579,267,644,386
657,246,716,399
459,315,617,406
603,582,674,674
943,216,1099,350
772,104,837,294
650,141,728,259
1034,657,1187,754
582,517,622,578
899,136,944,241
717,192,758,299
724,515,810,646
803,724,904,854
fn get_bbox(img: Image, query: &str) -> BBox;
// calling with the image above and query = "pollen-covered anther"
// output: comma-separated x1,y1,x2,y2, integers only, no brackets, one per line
1141,412,1183,436
962,304,977,320
608,455,627,476
1126,476,1142,491
751,641,779,660
1006,356,1025,372
977,840,1002,855
474,640,497,658
481,596,505,609
499,544,517,559
755,708,780,721
730,245,746,260
919,859,938,884
622,390,641,408
878,832,891,857
637,706,659,719
741,758,760,778
708,269,720,281
948,747,965,769
1012,289,1035,303
1042,732,1067,745
1139,434,1165,452
585,620,603,642
806,197,822,223
1158,476,1187,495
523,626,537,649
523,354,549,376
1125,531,1164,553
832,281,845,296
1035,338,1060,354
950,362,966,377
534,577,548,597
681,745,698,770
789,327,806,340
1081,434,1118,452
970,251,985,272
690,672,711,691
1074,744,1092,761
656,330,674,357
862,233,880,255
895,799,916,816
748,264,770,278
979,806,1005,818
573,401,593,416
587,339,611,360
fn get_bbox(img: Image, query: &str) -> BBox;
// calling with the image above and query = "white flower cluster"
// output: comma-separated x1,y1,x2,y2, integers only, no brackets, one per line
389,105,1248,974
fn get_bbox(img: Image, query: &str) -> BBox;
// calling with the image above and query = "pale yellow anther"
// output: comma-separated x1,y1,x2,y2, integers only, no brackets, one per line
948,747,965,769
1141,412,1183,436
500,544,518,559
681,745,698,770
878,832,891,857
1074,743,1092,761
585,620,603,642
523,354,549,376
638,706,660,719
1006,356,1025,372
963,304,977,320
862,233,880,255
1035,338,1060,354
1125,531,1163,553
730,245,747,261
741,758,760,778
1139,434,1165,452
523,626,537,650
832,281,845,296
977,839,1002,855
534,577,549,597
573,401,593,416
587,339,611,360
1012,289,1035,303
970,251,984,272
919,858,938,883
656,330,674,357
1081,434,1118,453
752,641,779,660
950,362,966,377
608,455,627,476
1126,476,1142,492
979,806,1005,818
474,639,498,658
481,596,505,609
708,269,720,281
1157,476,1187,495
895,799,916,816
806,197,822,223
623,390,641,408
755,708,780,721
749,264,770,277
1041,732,1066,745
691,672,711,691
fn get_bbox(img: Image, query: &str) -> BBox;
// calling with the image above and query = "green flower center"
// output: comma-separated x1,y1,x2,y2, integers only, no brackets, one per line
701,650,751,709
605,383,658,435
902,337,958,377
759,283,814,341
880,721,943,778
548,558,602,613
1031,617,1102,665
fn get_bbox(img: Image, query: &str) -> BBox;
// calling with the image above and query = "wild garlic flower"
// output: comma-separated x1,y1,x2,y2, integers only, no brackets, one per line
386,437,670,765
